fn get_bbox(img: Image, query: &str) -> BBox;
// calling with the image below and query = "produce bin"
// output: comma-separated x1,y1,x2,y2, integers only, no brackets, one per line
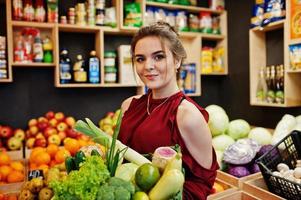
213,190,261,200
217,170,261,188
207,178,238,200
6,148,24,160
257,130,301,200
241,175,285,200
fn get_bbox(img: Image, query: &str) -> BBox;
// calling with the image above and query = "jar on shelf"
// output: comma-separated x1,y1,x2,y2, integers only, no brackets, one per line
104,66,117,83
104,51,116,67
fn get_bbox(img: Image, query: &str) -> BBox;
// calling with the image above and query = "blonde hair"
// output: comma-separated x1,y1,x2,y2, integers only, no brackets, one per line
131,21,187,65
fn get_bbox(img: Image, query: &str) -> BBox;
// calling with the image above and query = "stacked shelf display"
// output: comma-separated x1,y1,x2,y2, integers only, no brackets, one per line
249,0,301,107
4,0,228,97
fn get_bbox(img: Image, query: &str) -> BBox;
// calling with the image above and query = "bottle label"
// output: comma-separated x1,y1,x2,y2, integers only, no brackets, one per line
60,63,72,81
89,60,100,83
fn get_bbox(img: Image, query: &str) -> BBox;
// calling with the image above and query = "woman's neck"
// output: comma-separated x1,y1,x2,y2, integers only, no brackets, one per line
151,85,180,99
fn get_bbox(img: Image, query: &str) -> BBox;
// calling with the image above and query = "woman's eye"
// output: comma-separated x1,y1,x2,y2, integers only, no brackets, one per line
154,54,165,61
135,57,144,63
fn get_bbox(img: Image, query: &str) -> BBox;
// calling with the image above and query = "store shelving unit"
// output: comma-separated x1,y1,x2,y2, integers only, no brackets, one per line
249,0,301,107
4,0,228,96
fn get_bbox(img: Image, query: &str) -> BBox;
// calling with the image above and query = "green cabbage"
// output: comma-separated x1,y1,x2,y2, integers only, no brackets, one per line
227,119,250,140
208,112,229,136
248,127,272,145
205,104,226,115
212,135,235,151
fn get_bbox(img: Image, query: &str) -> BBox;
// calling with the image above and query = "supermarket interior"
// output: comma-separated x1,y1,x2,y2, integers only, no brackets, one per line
0,0,301,199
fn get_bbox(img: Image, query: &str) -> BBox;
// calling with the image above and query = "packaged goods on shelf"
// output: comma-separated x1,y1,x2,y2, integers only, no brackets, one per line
209,0,225,11
290,0,301,39
0,36,7,79
178,63,196,94
47,0,58,23
118,45,140,85
124,2,142,27
289,43,301,70
88,50,100,84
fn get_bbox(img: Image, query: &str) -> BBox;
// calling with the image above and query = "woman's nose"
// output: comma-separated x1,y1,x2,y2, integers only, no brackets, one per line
145,58,155,71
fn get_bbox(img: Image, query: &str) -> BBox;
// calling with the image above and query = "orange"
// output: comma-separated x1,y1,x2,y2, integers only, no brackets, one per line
46,144,59,159
50,160,57,167
29,163,38,170
0,165,12,181
7,170,24,183
37,164,49,175
6,194,18,200
29,147,46,164
0,153,11,166
10,161,24,172
35,152,51,165
55,149,71,164
78,139,88,148
64,139,80,155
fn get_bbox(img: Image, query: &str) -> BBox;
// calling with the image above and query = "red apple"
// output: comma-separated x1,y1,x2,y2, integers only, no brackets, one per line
48,135,61,146
36,132,45,140
106,111,115,118
49,118,58,127
37,121,49,131
0,139,3,148
14,129,25,141
0,126,13,139
55,112,65,121
57,122,68,132
28,119,38,127
26,138,35,148
65,116,76,127
58,131,67,141
45,111,55,119
38,117,48,123
66,129,78,138
34,138,47,147
29,126,39,136
44,127,58,138
25,130,31,139
77,134,90,141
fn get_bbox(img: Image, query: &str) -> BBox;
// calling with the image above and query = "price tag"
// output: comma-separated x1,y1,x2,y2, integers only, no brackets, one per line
28,169,43,180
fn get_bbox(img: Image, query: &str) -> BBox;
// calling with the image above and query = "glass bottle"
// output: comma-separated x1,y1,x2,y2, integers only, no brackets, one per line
267,65,276,103
13,0,23,20
33,33,43,62
59,49,72,84
89,51,100,83
35,0,46,22
275,65,284,104
23,0,35,21
256,66,267,102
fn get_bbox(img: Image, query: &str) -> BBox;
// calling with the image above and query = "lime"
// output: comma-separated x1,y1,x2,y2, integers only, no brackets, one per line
133,191,150,200
135,163,160,192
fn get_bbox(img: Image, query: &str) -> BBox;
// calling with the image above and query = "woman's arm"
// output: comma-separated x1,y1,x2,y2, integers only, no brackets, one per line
176,100,213,169
121,95,142,116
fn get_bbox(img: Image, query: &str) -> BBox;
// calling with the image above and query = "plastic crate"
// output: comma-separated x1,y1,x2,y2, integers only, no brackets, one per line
256,130,301,200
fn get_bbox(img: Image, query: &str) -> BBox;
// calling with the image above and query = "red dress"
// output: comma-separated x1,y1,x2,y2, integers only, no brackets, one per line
119,91,219,200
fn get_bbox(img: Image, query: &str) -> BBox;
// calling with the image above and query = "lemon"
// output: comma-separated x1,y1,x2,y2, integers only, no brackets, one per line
133,191,150,200
135,163,160,192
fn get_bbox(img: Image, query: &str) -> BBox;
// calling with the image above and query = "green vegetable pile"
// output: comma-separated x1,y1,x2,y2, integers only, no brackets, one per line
97,177,135,200
50,156,110,200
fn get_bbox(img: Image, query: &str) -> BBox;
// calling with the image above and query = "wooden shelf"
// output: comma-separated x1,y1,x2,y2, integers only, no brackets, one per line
251,20,285,32
12,62,55,67
58,24,100,33
179,31,225,40
286,69,301,73
55,83,102,88
102,83,142,87
186,92,201,97
145,1,223,14
11,20,55,29
250,101,287,107
0,78,13,82
289,38,301,45
202,72,228,75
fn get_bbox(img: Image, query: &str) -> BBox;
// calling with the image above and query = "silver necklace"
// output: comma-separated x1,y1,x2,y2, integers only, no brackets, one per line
146,92,173,115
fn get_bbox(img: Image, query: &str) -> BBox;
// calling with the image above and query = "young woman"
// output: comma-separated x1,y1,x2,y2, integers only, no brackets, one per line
118,21,218,200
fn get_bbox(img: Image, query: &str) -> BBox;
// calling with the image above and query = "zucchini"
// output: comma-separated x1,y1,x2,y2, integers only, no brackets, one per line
149,169,184,200
65,156,76,174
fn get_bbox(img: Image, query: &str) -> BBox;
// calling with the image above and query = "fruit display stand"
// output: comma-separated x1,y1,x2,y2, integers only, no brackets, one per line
217,170,262,188
207,178,238,200
213,190,261,200
241,175,285,200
